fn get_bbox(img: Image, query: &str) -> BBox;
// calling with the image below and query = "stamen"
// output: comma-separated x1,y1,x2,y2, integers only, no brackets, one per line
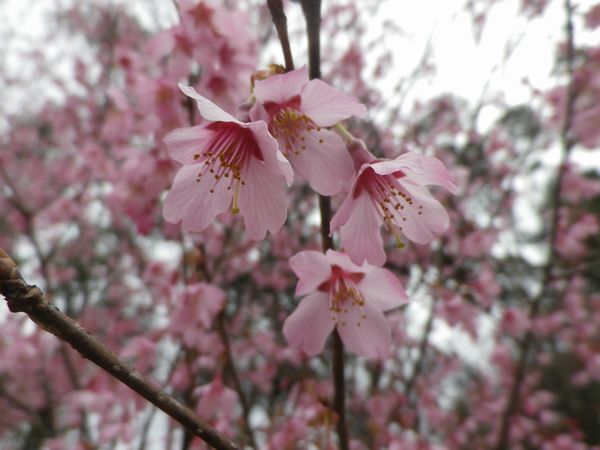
272,108,319,157
231,179,241,214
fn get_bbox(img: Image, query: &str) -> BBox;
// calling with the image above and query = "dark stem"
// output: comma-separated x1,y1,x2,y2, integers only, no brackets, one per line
0,248,241,450
332,330,349,450
494,2,576,449
300,0,322,79
266,0,294,71
216,310,258,449
404,298,436,401
299,1,349,449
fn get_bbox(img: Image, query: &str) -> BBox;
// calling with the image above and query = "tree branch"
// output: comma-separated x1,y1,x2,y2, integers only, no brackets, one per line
266,0,294,71
0,247,241,450
494,2,577,448
298,1,349,449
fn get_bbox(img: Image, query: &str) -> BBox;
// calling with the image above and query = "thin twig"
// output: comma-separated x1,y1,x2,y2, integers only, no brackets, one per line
0,247,241,450
404,298,436,401
266,0,294,71
216,310,258,449
494,2,577,448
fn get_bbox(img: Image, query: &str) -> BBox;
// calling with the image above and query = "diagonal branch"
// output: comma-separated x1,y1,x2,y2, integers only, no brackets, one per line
0,247,240,450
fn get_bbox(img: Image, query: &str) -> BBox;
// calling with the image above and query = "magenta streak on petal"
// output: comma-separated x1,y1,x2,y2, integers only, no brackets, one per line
316,264,369,328
353,167,423,247
195,122,264,212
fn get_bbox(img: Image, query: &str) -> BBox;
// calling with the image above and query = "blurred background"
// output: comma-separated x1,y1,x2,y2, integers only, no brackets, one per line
0,0,599,449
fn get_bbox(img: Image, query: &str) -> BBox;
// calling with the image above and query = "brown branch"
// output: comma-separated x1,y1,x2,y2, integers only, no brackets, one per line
300,0,321,80
266,0,294,71
494,2,577,449
0,247,241,450
298,1,349,449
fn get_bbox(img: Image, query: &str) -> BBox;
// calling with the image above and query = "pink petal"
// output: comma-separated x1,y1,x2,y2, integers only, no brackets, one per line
247,121,293,185
248,102,269,123
283,292,335,356
178,83,240,123
238,157,288,240
338,192,386,266
289,251,332,296
164,125,215,164
323,249,363,274
300,79,367,127
392,180,449,244
253,66,309,105
359,267,408,311
163,165,231,232
369,159,407,176
286,129,354,195
330,183,356,234
336,301,391,358
373,153,458,194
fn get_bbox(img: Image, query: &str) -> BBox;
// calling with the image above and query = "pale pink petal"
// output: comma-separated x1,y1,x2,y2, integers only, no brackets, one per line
248,102,270,123
238,157,288,240
253,66,309,105
164,125,215,164
323,249,363,274
178,83,240,123
393,153,459,194
336,302,391,358
391,180,449,244
338,192,386,266
286,128,354,195
289,251,331,296
300,79,367,127
247,121,293,185
283,292,335,356
163,165,231,232
369,159,407,176
330,183,357,234
359,267,408,311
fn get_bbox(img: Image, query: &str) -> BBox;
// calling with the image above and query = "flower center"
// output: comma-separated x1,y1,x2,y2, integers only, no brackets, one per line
354,167,424,248
193,122,263,214
271,108,320,157
319,265,367,328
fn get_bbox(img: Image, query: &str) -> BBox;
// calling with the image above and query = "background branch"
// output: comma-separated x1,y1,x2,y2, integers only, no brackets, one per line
494,1,577,448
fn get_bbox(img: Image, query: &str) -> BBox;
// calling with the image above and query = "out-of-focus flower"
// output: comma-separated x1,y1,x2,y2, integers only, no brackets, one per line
163,84,293,240
283,250,407,358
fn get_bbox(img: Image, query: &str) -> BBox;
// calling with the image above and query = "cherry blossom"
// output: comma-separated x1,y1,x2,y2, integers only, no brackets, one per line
250,66,366,195
283,249,408,358
331,139,458,265
163,83,293,240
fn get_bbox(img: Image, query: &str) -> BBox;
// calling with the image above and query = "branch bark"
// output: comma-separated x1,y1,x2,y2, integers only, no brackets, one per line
298,2,349,449
266,0,294,71
0,247,241,450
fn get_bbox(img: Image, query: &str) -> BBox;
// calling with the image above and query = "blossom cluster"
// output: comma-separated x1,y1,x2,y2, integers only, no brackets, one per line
163,66,457,357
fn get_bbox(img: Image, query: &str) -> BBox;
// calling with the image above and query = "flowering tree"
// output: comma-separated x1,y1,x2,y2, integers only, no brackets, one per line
1,0,599,449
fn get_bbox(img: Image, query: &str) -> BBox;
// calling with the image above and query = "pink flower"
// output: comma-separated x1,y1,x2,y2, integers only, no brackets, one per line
250,67,366,195
283,250,408,358
163,84,293,240
331,140,458,265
